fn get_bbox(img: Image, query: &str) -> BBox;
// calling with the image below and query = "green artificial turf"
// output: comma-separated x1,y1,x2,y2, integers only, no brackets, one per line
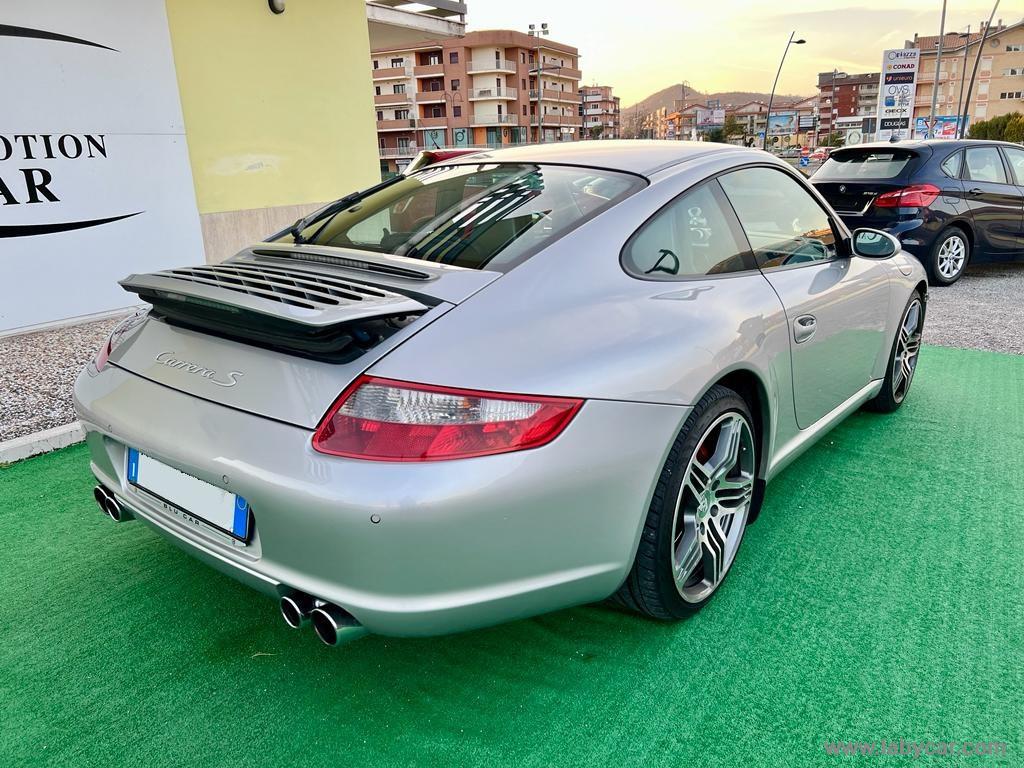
1,345,1022,767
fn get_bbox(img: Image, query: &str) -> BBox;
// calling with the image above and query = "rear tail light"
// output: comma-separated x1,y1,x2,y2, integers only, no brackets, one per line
873,183,941,208
312,376,583,461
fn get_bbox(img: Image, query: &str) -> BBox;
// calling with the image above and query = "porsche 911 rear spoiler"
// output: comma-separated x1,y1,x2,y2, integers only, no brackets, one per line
119,255,437,363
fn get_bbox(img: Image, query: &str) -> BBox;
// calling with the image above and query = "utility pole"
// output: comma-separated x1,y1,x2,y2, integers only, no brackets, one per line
955,26,971,138
527,23,549,143
764,31,805,150
926,0,948,139
961,0,1000,139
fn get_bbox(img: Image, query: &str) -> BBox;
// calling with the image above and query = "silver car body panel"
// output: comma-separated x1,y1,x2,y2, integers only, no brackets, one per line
74,142,927,637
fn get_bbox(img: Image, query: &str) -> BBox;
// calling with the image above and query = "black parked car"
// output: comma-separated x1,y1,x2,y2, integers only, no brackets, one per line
811,140,1024,285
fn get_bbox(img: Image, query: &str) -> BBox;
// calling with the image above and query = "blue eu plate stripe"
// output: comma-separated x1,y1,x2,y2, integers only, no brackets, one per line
233,496,249,538
127,448,139,484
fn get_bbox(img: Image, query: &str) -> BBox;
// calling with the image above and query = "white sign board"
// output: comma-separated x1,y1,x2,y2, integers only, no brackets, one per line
0,2,203,332
875,48,920,142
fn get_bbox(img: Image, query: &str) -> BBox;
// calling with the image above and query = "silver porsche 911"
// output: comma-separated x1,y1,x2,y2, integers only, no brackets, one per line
75,141,926,645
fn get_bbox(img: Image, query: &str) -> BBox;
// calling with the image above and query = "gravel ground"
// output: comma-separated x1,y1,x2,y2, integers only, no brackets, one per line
923,261,1024,354
0,316,124,442
0,259,1020,443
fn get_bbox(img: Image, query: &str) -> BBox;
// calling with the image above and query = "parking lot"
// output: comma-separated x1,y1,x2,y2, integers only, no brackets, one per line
1,297,1022,766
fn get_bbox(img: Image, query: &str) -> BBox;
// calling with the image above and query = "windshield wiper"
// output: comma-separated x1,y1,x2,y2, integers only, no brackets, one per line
289,175,406,245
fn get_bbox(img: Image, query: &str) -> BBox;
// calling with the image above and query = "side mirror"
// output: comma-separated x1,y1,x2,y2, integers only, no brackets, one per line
851,228,900,259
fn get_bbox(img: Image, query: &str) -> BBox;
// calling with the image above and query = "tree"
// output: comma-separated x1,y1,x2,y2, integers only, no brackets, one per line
969,111,1022,141
588,125,604,140
722,115,742,139
704,128,726,143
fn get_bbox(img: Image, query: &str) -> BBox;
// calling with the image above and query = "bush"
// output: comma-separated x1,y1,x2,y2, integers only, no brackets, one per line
968,111,1023,141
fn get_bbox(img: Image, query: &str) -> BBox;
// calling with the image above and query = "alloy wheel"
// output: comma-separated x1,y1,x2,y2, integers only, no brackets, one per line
670,412,755,603
936,235,967,280
892,299,923,403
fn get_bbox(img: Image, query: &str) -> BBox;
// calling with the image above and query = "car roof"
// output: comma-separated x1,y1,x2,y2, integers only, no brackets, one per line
833,138,1020,154
439,140,760,177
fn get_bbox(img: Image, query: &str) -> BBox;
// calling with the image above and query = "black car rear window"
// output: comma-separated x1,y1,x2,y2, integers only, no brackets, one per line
814,149,919,180
281,163,644,271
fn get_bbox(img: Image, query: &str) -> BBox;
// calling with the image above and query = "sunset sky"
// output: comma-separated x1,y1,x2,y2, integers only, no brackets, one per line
468,1,1011,105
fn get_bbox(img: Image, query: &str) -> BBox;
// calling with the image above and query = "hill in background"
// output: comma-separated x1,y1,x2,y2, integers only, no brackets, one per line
624,83,812,116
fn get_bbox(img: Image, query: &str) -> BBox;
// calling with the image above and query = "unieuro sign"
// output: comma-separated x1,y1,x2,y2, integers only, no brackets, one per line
875,48,921,142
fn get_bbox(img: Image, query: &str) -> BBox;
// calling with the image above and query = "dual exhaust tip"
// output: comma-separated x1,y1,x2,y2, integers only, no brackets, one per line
280,593,367,646
93,485,127,522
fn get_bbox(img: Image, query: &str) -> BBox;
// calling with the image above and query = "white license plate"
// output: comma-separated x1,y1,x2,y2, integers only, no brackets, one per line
127,448,250,541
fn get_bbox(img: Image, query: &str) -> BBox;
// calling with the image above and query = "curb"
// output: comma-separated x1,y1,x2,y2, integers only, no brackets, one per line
0,422,85,465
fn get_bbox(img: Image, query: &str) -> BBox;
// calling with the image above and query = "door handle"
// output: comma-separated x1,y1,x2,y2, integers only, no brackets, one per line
968,187,983,196
793,314,817,344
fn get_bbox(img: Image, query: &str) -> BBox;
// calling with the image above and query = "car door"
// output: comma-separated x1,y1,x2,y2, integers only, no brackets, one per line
997,145,1024,253
962,145,1024,255
719,166,891,430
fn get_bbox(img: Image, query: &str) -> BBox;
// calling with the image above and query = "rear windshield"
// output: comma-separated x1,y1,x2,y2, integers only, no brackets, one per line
283,163,644,271
814,149,919,180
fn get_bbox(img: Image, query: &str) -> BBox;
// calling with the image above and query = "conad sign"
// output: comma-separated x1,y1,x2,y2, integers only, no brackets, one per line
0,3,202,332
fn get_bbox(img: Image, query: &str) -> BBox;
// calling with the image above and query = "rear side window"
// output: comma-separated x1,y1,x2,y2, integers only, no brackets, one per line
814,149,917,180
288,163,643,271
964,147,1007,184
940,151,963,179
1000,147,1024,184
719,167,838,269
622,181,752,279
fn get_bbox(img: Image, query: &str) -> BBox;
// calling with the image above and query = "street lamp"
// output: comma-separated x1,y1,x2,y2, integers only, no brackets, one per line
962,0,1001,139
527,23,549,143
828,69,848,146
954,28,971,139
763,31,805,150
926,0,948,139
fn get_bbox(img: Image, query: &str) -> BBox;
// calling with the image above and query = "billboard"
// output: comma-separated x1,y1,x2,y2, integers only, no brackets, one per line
767,112,798,136
875,48,920,141
913,115,966,139
0,2,203,332
696,108,725,128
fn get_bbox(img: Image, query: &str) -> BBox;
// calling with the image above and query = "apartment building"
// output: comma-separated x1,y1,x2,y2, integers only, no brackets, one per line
579,85,621,139
371,29,582,174
911,18,1024,134
815,71,880,144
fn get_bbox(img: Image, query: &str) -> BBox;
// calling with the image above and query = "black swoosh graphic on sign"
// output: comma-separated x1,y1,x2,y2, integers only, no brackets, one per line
0,24,117,52
0,212,142,238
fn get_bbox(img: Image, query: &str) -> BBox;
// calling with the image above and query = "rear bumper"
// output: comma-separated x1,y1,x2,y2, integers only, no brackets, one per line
74,365,686,637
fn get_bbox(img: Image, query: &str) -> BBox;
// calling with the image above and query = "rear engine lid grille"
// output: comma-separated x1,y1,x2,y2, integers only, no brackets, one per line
121,263,428,328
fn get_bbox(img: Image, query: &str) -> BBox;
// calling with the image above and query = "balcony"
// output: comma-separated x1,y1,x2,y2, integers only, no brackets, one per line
467,59,517,74
416,117,448,129
413,63,445,78
377,118,417,131
374,92,411,106
468,87,518,101
540,115,582,127
534,65,581,80
373,66,412,80
469,114,519,126
379,144,419,158
415,90,447,103
530,89,581,103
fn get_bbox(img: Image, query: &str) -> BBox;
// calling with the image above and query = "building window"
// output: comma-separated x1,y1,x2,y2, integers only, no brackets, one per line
453,106,462,117
390,58,404,68
431,106,442,118
521,52,526,63
449,51,459,64
397,137,411,151
522,78,526,90
451,79,460,90
375,86,381,95
522,105,527,116
1007,44,1023,52
373,61,380,70
1003,68,1023,76
1000,91,1024,99
428,53,441,65
376,110,384,121
396,109,410,120
393,83,406,94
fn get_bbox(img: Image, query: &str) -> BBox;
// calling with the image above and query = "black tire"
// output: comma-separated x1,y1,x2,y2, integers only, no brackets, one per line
612,385,760,620
926,226,970,286
865,290,924,414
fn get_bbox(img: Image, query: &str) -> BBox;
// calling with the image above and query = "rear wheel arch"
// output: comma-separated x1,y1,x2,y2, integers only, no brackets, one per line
702,369,770,521
946,218,974,250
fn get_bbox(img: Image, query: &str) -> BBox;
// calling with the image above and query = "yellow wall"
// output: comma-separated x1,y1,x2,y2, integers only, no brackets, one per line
164,0,379,214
